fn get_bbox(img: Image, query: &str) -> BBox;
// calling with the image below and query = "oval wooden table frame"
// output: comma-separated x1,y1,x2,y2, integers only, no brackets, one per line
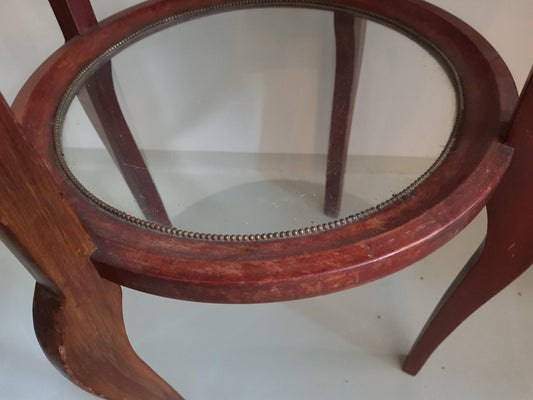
14,0,516,302
2,0,532,398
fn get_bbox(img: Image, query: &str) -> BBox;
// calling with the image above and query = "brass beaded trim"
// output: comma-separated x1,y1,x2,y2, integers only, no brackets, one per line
54,0,462,242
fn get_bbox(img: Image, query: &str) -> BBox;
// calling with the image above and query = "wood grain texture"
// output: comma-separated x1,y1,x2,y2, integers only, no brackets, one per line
50,0,172,226
78,63,172,225
403,66,533,375
13,0,516,303
1,1,527,396
324,13,366,217
0,94,182,399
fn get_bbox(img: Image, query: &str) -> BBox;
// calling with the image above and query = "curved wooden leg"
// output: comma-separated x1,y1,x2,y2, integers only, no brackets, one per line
78,63,172,226
33,282,183,399
324,13,366,218
403,68,533,375
0,94,182,399
49,0,171,226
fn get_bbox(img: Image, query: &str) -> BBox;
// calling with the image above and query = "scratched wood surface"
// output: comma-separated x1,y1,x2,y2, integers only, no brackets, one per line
1,0,528,398
0,92,182,398
13,0,516,303
49,0,172,225
324,13,366,218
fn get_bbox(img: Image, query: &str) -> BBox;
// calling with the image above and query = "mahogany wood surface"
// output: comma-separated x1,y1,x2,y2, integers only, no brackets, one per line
0,94,182,398
1,0,530,398
77,64,172,225
49,0,172,226
13,0,516,303
403,67,533,375
48,0,98,39
324,13,366,218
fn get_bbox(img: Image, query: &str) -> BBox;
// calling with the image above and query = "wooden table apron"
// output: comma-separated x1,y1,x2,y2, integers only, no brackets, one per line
12,0,517,303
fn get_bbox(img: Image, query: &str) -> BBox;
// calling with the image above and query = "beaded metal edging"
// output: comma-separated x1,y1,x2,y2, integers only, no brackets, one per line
53,0,462,242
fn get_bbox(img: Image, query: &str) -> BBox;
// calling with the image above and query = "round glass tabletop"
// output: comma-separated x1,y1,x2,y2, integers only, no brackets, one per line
59,7,456,238
18,0,513,300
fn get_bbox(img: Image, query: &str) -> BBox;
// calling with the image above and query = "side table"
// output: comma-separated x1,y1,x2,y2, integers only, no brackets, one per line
1,0,532,398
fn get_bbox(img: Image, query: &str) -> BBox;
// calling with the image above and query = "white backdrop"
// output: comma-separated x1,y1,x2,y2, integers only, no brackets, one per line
0,0,532,157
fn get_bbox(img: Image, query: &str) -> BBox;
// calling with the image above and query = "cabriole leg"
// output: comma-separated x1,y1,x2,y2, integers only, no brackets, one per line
0,94,182,399
403,68,533,375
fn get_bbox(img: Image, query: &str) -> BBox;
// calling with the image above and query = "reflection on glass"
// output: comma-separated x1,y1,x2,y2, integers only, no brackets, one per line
61,8,456,237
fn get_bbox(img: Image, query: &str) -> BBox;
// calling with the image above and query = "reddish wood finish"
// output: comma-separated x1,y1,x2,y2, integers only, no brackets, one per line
78,64,172,225
13,0,516,303
0,94,182,398
403,67,533,375
2,1,528,396
48,0,98,39
49,0,172,225
325,13,366,217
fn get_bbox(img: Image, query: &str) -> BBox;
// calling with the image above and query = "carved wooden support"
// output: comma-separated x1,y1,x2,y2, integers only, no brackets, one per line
0,94,182,399
403,67,533,375
49,0,172,226
2,0,525,397
324,13,366,217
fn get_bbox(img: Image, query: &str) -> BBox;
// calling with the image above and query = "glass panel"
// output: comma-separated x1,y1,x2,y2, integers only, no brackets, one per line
61,8,456,237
